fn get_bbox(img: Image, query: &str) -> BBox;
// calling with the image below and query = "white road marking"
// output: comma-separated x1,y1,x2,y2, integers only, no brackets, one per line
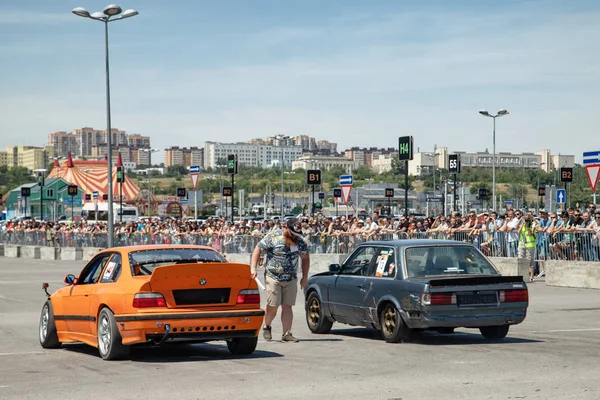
533,328,600,333
0,385,9,388
0,295,34,304
0,351,44,356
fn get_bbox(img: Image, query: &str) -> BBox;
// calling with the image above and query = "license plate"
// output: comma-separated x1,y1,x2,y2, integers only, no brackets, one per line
457,293,497,305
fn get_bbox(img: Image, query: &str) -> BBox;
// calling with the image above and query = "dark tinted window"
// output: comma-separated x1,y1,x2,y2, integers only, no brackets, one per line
341,247,377,276
405,245,498,277
129,248,226,276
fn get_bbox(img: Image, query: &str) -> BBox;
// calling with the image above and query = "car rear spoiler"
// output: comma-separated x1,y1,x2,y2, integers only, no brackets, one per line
428,275,525,287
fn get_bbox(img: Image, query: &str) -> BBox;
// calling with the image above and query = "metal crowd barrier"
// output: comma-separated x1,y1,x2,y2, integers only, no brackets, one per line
1,230,599,261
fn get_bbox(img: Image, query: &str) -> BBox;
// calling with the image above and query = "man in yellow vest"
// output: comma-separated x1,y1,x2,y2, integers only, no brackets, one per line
518,213,538,282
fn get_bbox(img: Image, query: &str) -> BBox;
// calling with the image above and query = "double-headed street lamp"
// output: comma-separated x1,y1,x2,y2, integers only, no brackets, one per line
72,5,138,247
479,109,509,212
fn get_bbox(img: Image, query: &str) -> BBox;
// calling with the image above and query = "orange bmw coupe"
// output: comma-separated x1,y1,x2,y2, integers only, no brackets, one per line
39,245,264,360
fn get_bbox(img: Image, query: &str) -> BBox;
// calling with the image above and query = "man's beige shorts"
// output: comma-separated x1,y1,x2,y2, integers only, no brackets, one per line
265,276,298,307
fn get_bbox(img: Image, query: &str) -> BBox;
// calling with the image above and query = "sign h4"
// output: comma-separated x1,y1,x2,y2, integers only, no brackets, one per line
556,189,566,204
339,175,353,185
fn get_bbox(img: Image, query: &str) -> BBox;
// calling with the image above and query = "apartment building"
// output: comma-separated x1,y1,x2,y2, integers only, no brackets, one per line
164,146,203,168
0,145,54,171
48,128,150,158
292,155,358,174
204,141,303,169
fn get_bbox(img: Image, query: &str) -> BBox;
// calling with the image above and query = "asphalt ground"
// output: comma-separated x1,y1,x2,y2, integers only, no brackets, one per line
0,257,599,400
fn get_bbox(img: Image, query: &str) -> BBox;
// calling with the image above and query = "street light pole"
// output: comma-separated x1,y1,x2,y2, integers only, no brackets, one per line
72,5,138,247
479,109,509,211
141,149,159,217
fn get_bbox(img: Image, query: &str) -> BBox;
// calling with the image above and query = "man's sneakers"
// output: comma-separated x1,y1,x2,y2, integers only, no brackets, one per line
262,326,299,342
262,325,272,341
282,331,300,343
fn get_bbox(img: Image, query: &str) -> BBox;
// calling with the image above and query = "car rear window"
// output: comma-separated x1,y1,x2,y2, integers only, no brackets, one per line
129,248,226,276
405,245,499,277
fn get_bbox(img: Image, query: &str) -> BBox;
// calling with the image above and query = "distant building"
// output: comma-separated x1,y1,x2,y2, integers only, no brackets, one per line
48,127,150,159
0,145,54,171
204,142,303,169
164,146,203,168
344,147,396,167
292,155,358,174
247,135,337,153
408,147,574,176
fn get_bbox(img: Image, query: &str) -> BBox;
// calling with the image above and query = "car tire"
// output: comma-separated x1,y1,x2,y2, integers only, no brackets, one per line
227,336,258,355
306,292,334,334
479,325,509,341
97,308,130,360
380,303,411,343
39,301,61,349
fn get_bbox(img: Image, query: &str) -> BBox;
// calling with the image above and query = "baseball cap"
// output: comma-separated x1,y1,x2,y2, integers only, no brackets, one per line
286,218,302,237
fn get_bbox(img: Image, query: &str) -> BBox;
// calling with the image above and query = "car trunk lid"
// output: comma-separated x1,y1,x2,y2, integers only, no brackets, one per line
148,262,253,309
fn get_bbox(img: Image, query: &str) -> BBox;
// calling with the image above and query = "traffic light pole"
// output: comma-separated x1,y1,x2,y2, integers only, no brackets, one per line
404,161,408,218
453,173,457,212
311,185,315,217
231,174,234,223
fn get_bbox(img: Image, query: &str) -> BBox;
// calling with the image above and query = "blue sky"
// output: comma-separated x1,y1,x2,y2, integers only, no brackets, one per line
1,0,599,163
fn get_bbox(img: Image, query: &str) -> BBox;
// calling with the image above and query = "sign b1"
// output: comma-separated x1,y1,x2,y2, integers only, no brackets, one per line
67,185,78,196
306,170,321,185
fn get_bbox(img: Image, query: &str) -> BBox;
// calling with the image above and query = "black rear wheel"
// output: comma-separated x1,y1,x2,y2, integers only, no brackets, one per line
306,292,333,334
480,325,509,341
227,336,258,355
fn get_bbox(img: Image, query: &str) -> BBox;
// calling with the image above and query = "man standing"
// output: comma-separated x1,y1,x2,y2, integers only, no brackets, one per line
250,218,310,342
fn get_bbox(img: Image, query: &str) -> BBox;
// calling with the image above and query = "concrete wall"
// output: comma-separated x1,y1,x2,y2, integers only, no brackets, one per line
5,246,21,258
40,247,60,260
83,248,104,261
489,257,530,281
545,260,600,290
223,253,346,277
61,248,83,261
21,246,41,259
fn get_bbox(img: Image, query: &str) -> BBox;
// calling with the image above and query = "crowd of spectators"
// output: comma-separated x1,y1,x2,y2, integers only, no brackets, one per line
1,204,599,261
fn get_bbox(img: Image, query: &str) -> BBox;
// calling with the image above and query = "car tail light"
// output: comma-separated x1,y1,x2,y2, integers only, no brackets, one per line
236,289,260,304
133,292,166,308
499,289,528,303
422,292,456,305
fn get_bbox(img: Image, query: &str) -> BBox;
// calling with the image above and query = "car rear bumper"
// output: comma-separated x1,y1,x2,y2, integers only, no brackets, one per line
115,309,265,345
403,307,527,329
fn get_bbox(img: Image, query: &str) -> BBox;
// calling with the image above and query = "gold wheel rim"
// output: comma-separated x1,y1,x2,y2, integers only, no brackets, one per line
308,298,320,327
383,306,397,336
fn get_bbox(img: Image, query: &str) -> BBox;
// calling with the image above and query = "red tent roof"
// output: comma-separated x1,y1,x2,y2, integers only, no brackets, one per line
47,157,142,202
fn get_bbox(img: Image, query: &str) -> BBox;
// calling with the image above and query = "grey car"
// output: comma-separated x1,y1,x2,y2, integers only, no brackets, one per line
304,240,528,342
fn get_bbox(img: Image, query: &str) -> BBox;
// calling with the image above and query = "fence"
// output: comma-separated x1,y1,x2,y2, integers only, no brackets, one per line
1,230,599,262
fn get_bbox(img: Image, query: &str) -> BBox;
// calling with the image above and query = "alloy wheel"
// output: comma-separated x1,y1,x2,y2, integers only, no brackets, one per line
99,314,111,355
40,305,49,342
308,298,321,327
383,306,397,336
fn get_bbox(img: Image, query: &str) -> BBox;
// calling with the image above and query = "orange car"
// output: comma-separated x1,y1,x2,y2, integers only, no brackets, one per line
39,245,264,360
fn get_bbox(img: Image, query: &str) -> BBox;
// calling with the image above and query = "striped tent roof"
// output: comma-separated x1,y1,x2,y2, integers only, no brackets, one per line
47,153,142,203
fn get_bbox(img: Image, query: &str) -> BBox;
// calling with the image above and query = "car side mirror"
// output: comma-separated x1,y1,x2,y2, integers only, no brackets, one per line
64,274,76,285
328,264,341,273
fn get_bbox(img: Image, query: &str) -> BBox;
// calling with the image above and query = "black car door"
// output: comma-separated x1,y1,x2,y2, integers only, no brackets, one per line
359,246,399,323
329,246,378,325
